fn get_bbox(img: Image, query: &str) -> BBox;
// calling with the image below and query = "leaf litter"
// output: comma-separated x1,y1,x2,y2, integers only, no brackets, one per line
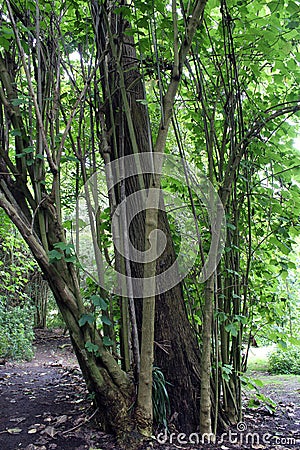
0,329,299,450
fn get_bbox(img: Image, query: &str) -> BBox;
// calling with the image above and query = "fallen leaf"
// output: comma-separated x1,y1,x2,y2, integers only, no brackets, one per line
7,427,22,434
28,428,37,434
55,415,67,425
9,417,26,423
42,426,56,437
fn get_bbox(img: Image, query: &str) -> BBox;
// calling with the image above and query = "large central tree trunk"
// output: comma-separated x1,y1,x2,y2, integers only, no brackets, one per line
92,1,202,433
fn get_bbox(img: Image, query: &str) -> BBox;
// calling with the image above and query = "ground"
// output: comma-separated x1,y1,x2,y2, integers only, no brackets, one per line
0,331,299,450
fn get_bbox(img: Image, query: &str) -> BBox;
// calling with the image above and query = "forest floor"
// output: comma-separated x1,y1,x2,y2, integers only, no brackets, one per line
0,330,299,450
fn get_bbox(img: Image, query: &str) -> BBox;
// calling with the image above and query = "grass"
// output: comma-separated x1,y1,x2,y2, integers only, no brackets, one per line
246,345,275,372
246,346,300,387
255,374,300,385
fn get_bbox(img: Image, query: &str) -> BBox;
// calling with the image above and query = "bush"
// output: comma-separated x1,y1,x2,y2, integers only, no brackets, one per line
268,346,300,375
0,296,35,360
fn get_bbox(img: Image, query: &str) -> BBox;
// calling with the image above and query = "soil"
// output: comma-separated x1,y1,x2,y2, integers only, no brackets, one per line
0,330,299,450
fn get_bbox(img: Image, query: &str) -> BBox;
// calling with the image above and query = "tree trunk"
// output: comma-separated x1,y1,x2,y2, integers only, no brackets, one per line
92,3,202,433
0,191,141,447
200,274,214,435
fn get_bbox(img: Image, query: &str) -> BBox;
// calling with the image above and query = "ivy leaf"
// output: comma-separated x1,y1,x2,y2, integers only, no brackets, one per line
85,341,99,353
79,313,95,327
48,249,63,263
91,295,108,310
103,336,114,347
101,315,112,326
65,255,76,263
53,242,74,255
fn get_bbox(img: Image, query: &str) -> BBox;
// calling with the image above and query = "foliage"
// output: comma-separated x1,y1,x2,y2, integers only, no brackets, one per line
0,210,36,359
152,367,171,429
0,0,300,439
46,292,65,330
268,346,300,375
240,374,276,414
0,295,34,360
247,392,277,415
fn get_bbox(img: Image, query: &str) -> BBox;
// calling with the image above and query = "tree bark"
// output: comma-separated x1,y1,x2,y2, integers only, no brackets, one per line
92,3,202,433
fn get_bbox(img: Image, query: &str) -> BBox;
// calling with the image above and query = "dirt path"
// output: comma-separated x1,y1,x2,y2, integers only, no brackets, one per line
0,331,299,449
0,330,116,450
240,372,300,449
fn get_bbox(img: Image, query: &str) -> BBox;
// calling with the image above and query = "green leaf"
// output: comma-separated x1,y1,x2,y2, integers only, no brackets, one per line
48,249,63,262
11,98,26,106
252,378,264,387
286,1,299,14
23,147,34,154
226,223,236,230
225,322,239,337
234,314,247,324
53,242,73,251
136,99,148,106
215,311,227,322
102,336,114,347
79,313,95,327
78,218,87,228
16,147,34,158
101,315,112,326
53,242,74,255
289,337,300,346
91,295,108,310
65,255,76,263
221,364,233,382
0,37,10,51
10,129,22,137
85,341,99,353
277,339,287,349
63,220,73,230
61,155,80,163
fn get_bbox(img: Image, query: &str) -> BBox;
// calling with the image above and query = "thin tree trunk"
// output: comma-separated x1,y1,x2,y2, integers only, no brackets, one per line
200,274,214,435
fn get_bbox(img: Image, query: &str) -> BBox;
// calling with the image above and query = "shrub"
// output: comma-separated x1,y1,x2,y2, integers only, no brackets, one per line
0,296,34,360
268,346,300,375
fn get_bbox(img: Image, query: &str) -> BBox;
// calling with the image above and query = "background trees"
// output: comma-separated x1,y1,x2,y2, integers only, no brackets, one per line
0,0,299,446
